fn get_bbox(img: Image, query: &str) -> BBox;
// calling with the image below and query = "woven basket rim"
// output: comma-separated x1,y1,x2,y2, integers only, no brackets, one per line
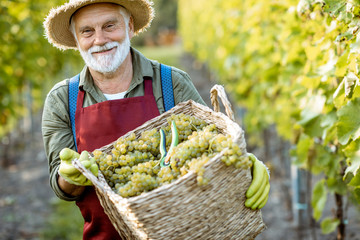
97,99,244,153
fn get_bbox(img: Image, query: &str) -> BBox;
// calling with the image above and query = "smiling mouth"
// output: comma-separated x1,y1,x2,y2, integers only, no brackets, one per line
93,46,116,54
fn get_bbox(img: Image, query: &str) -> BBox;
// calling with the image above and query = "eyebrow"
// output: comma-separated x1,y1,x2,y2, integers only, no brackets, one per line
78,18,119,33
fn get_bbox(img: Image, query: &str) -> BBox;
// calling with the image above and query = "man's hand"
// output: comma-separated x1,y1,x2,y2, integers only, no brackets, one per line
58,148,97,186
245,153,270,210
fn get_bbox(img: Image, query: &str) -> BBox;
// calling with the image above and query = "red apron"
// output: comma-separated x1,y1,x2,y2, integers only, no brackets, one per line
75,77,160,239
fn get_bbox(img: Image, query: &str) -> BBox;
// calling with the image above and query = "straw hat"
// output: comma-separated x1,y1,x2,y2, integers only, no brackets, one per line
44,0,154,50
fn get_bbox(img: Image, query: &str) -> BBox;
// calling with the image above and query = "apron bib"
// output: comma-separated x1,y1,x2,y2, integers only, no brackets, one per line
75,78,160,239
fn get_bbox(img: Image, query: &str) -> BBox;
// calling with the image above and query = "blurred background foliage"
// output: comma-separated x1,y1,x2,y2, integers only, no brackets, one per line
0,0,82,138
132,0,178,46
178,0,360,237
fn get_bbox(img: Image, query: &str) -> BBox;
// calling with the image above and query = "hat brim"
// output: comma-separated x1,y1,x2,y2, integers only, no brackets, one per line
44,0,154,50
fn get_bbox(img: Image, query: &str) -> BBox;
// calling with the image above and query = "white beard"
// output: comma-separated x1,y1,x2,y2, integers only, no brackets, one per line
79,33,131,74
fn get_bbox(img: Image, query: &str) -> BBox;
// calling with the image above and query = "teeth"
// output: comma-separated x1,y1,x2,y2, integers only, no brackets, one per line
94,47,114,54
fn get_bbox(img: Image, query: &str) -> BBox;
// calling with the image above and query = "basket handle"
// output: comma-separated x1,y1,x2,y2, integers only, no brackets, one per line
210,85,235,121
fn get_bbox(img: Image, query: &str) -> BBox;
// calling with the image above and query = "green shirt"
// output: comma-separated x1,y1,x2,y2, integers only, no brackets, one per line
42,47,206,201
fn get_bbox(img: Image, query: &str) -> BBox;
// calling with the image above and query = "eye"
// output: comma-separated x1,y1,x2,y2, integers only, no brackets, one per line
105,24,116,30
81,28,93,37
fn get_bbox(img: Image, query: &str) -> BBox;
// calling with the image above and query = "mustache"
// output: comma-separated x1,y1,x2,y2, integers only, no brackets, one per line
89,42,119,54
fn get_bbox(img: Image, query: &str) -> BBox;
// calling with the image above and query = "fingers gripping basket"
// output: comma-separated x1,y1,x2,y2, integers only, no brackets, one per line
73,85,266,239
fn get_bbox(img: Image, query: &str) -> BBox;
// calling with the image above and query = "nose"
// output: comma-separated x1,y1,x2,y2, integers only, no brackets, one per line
93,30,107,46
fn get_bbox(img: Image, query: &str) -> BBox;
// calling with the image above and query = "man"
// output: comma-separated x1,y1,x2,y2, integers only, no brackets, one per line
42,0,270,239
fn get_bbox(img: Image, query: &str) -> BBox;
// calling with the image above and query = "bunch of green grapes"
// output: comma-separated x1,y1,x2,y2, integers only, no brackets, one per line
167,124,252,185
92,113,252,198
92,114,209,197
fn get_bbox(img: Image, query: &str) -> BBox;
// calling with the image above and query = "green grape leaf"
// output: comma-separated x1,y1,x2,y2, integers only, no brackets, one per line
335,50,349,77
320,111,337,128
348,53,358,73
323,124,338,146
311,145,330,175
337,11,353,24
298,95,326,126
344,72,359,98
314,144,340,177
354,5,360,17
349,170,360,186
353,187,360,203
336,98,360,145
321,217,340,234
342,140,360,182
352,83,360,99
335,29,356,42
323,0,347,18
305,116,325,138
333,80,347,109
350,32,360,54
327,177,347,195
311,180,327,221
342,139,360,157
293,134,313,166
320,111,338,145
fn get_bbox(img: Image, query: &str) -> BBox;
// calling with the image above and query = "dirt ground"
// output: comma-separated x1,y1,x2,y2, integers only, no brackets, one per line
0,114,55,240
0,53,360,240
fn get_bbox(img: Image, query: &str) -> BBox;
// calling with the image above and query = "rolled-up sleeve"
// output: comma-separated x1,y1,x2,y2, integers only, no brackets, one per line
172,70,206,106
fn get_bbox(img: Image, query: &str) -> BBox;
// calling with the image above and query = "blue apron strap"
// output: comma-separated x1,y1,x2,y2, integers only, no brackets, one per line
68,74,80,152
160,64,175,111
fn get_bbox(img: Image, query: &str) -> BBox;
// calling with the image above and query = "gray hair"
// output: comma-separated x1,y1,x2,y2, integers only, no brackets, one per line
69,5,131,42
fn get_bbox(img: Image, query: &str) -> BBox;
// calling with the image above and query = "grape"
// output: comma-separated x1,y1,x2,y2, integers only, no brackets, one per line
92,113,252,198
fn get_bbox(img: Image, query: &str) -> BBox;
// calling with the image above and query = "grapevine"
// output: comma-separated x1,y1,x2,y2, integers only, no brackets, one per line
178,0,360,236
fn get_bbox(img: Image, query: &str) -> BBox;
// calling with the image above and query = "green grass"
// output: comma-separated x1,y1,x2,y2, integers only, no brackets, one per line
135,44,184,69
40,199,83,240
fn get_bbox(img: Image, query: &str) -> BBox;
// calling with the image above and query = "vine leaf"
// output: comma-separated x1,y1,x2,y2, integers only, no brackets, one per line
335,72,359,100
342,140,360,185
336,98,360,145
326,177,347,195
348,168,360,186
292,134,313,166
350,32,360,54
335,49,349,77
320,111,337,145
311,180,327,221
298,94,326,126
323,0,347,18
354,188,360,203
344,72,359,98
321,217,340,234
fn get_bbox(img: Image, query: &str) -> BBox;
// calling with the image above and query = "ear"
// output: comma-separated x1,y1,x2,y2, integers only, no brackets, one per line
128,16,135,39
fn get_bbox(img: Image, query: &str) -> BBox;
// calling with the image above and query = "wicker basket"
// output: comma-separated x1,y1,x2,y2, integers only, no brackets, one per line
73,85,266,240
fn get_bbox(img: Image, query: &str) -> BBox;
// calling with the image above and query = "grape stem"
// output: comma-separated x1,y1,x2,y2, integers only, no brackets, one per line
207,136,216,154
